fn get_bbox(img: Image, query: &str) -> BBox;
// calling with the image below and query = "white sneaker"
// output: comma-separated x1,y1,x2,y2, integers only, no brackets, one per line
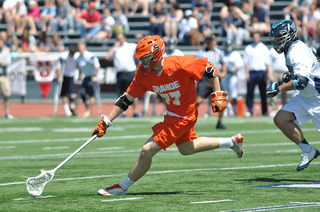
98,183,128,196
297,147,320,171
231,134,244,158
5,113,14,119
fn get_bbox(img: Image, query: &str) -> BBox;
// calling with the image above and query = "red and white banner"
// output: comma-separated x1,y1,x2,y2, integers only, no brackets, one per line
30,57,58,100
7,59,27,96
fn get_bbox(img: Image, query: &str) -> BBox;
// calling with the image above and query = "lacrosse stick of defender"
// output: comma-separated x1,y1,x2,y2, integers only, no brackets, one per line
53,81,62,116
93,81,102,115
26,134,97,197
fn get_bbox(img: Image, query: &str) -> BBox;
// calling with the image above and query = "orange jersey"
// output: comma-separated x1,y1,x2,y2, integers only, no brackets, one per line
127,55,208,117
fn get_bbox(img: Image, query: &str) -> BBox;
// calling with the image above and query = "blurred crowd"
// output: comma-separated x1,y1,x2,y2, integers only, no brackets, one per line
0,0,304,52
0,0,319,51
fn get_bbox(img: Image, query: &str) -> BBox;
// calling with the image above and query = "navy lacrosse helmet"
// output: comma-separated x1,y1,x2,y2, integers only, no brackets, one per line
224,38,233,53
269,19,297,54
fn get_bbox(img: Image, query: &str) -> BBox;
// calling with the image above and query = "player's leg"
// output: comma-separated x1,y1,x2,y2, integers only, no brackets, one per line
177,134,244,158
258,71,267,116
274,97,319,171
61,78,72,116
98,137,162,195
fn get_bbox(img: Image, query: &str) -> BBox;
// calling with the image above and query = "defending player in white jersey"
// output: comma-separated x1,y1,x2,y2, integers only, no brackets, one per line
221,39,243,116
267,19,320,171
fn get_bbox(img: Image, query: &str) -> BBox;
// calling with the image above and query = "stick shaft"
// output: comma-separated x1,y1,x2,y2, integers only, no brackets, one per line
53,135,97,172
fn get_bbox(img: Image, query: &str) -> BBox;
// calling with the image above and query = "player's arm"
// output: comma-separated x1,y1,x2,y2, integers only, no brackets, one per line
92,93,135,137
266,72,308,97
206,62,228,113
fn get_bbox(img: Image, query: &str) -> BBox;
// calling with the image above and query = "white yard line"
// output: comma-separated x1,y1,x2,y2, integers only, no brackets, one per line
2,162,320,187
12,196,55,201
220,203,320,212
42,146,69,150
0,146,15,149
0,128,318,144
101,197,143,202
191,199,232,204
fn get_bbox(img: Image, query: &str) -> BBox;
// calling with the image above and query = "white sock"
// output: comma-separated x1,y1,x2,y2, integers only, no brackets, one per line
298,143,312,153
119,176,136,190
218,138,234,148
63,104,71,115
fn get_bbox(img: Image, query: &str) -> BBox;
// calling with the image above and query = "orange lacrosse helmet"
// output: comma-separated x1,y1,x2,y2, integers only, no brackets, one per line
134,35,165,75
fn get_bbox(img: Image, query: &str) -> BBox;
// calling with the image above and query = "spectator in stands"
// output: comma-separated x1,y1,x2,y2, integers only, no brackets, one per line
76,42,100,118
0,38,13,119
191,0,213,23
40,0,56,32
113,0,130,14
178,10,200,46
76,0,102,39
95,8,115,40
105,33,140,117
49,32,65,52
248,0,270,35
1,29,19,53
113,8,130,35
301,4,320,46
243,32,272,116
52,0,73,39
163,2,183,41
18,28,37,52
130,0,149,16
12,0,27,33
283,0,312,37
219,0,241,37
149,1,166,36
36,30,51,52
71,0,86,31
21,0,41,34
2,0,16,32
198,7,213,37
227,5,250,48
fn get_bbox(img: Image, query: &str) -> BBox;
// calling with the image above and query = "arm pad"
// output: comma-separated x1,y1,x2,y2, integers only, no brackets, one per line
115,93,133,111
205,62,219,78
292,75,309,90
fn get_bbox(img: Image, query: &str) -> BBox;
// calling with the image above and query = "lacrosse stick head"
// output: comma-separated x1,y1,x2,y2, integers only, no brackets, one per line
26,170,55,197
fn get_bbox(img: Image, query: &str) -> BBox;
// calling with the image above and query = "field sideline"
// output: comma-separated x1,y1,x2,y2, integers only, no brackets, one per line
1,116,320,212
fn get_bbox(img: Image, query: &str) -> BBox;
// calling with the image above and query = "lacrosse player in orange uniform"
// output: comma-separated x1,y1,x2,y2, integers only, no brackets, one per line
92,35,244,196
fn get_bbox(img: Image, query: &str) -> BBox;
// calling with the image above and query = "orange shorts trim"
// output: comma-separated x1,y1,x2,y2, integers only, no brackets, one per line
152,113,198,150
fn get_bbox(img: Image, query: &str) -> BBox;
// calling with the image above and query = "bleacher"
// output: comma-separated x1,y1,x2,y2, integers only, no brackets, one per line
1,0,292,54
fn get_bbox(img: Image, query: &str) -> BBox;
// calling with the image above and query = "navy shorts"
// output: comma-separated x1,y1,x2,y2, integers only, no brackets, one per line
116,71,135,95
196,76,213,98
80,77,95,97
60,76,76,97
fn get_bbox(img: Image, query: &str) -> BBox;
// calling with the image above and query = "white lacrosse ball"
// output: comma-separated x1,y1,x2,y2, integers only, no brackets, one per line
30,191,39,198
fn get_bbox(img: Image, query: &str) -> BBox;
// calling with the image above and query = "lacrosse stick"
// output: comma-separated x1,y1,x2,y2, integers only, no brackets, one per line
93,81,102,115
53,81,62,116
26,134,97,197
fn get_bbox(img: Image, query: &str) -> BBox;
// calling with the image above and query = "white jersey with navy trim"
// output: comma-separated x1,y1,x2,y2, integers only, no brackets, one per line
196,47,225,71
75,51,100,77
57,51,77,77
285,40,320,105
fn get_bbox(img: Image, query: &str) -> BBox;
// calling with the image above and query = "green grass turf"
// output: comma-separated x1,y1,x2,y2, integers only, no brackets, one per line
1,115,320,211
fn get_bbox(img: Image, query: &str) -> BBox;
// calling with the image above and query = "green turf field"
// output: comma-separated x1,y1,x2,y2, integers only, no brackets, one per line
1,115,320,212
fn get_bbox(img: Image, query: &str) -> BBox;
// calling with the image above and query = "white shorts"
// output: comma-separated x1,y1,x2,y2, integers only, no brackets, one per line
281,95,320,131
221,74,238,99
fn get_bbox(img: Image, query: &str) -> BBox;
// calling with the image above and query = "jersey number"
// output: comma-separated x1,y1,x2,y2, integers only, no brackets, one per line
159,91,181,105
